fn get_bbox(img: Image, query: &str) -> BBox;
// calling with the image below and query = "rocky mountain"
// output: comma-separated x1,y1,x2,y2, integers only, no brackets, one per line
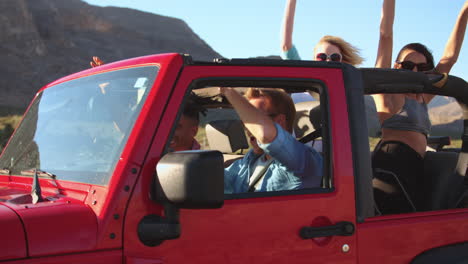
0,0,221,110
429,98,463,136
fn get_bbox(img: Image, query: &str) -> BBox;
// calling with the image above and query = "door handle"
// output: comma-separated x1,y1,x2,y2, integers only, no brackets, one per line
299,221,355,239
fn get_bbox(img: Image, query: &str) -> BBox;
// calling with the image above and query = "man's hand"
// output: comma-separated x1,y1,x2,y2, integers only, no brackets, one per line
219,87,278,144
404,93,424,103
90,56,104,68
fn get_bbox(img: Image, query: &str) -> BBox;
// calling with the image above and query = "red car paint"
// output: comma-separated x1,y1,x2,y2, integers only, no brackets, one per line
0,53,466,264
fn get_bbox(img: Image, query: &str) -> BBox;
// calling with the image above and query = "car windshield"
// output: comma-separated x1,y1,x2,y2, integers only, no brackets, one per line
0,66,158,185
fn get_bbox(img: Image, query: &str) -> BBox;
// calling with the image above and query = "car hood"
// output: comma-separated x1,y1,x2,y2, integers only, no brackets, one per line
0,203,27,261
0,185,98,259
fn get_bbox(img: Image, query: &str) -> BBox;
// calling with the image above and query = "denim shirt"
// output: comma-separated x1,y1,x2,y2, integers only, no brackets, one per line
224,123,323,193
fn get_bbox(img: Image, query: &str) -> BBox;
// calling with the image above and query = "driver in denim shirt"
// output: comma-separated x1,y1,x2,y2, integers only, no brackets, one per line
221,88,323,193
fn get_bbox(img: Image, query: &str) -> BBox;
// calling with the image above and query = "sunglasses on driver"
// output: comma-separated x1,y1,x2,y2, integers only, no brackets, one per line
315,53,342,62
396,60,433,72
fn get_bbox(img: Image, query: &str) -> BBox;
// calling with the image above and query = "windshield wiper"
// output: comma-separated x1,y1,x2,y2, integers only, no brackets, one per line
20,169,56,179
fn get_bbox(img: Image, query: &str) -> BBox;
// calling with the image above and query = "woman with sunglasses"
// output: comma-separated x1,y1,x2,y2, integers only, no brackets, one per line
372,0,468,214
280,0,363,66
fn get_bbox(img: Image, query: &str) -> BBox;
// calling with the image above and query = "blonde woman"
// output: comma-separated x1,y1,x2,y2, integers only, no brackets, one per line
280,0,363,66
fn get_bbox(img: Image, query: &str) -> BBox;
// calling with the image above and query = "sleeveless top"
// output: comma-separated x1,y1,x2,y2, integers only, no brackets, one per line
381,98,431,136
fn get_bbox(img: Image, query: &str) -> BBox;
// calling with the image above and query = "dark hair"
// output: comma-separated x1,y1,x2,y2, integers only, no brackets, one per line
182,93,207,123
395,43,435,70
183,103,200,122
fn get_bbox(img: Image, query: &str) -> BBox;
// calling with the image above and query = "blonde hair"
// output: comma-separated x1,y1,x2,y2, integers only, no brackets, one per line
245,88,296,133
315,35,364,66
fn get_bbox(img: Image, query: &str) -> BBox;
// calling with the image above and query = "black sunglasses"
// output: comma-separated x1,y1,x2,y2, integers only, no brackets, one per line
396,61,433,72
315,53,342,62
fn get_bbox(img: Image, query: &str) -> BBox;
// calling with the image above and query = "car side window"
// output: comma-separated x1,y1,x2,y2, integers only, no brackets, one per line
166,81,332,199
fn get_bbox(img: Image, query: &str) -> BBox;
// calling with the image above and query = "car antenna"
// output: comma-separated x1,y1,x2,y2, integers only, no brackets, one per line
31,168,44,204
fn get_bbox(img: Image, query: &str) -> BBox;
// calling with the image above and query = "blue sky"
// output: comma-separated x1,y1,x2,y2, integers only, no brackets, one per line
83,0,467,80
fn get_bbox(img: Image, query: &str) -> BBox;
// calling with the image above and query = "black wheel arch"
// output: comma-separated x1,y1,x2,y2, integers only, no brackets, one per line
411,242,468,264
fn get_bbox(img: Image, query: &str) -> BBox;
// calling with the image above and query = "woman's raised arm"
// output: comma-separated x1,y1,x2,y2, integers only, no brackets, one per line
375,0,396,68
435,0,468,74
280,0,297,53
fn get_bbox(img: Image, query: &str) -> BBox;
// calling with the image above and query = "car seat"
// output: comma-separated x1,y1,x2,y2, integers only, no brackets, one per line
373,168,417,215
293,101,322,151
205,119,249,167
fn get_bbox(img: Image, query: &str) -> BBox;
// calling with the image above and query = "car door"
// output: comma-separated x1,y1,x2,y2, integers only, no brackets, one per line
124,59,360,264
355,70,468,264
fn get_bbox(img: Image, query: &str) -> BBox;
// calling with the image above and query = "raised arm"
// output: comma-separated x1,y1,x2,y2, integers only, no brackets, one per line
220,88,277,144
435,0,468,74
373,0,399,119
281,0,297,53
375,0,395,68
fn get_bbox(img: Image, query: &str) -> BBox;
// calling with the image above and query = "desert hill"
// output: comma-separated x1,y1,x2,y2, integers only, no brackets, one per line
0,0,220,110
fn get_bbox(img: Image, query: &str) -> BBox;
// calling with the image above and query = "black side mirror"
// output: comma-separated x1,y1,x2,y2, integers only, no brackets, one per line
155,150,224,209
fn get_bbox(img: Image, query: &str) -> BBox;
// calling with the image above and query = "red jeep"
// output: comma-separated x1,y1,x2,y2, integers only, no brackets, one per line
0,53,467,263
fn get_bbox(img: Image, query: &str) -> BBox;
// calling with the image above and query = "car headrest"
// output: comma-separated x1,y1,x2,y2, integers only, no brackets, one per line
294,101,321,139
205,119,249,153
